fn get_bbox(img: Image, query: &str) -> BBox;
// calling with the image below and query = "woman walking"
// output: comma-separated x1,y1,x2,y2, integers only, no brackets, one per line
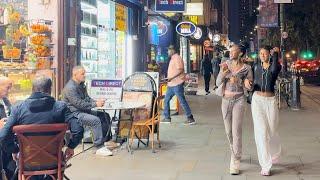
216,44,252,175
246,46,282,176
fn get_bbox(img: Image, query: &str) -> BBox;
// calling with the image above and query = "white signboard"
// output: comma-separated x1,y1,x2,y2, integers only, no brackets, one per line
145,72,159,95
274,0,293,3
183,3,203,15
90,79,122,102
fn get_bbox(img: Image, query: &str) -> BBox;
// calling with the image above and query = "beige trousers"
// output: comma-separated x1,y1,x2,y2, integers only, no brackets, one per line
221,95,246,161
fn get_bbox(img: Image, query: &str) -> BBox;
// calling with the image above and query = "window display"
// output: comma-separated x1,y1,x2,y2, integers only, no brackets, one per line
80,0,130,80
0,4,56,101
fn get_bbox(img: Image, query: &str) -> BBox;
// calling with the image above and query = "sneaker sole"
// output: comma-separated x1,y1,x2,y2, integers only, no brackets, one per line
160,122,171,124
184,122,196,125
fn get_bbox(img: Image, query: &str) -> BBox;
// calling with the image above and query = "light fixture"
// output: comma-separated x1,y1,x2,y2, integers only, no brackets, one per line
291,50,296,54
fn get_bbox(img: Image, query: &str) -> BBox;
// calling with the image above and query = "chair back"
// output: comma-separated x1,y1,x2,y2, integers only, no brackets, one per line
151,95,165,124
13,124,68,172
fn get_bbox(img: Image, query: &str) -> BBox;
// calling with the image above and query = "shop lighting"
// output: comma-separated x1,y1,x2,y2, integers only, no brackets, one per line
291,50,296,54
126,35,133,78
257,6,261,11
81,22,97,28
81,2,97,13
286,53,291,58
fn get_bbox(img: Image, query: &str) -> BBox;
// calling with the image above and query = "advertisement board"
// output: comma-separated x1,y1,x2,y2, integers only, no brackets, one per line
155,0,186,12
258,0,279,27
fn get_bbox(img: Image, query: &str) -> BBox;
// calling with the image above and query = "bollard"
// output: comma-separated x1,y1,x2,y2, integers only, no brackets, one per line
291,72,301,110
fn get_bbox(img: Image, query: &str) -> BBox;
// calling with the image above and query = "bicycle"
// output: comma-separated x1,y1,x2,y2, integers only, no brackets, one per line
275,77,292,109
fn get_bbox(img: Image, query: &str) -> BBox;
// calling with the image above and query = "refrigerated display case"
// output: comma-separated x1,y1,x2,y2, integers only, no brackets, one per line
80,0,98,81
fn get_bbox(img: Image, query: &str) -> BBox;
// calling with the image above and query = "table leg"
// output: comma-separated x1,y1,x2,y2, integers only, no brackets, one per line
127,109,133,154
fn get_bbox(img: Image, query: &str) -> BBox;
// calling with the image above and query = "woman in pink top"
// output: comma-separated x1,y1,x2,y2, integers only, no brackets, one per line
216,44,253,175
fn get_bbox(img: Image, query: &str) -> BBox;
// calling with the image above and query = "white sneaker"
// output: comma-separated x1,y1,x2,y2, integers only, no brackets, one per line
230,156,240,175
95,146,113,156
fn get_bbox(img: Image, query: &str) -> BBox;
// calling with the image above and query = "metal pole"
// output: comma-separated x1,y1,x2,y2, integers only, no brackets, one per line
280,4,287,74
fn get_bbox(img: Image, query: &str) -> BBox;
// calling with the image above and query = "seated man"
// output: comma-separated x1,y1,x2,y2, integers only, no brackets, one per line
62,66,114,156
0,75,83,164
0,76,15,179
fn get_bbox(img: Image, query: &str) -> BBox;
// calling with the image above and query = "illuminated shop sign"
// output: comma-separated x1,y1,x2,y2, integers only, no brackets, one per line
176,21,196,36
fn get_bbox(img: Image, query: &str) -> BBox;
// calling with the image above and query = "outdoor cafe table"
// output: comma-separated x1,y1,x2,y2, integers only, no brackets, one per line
94,101,146,153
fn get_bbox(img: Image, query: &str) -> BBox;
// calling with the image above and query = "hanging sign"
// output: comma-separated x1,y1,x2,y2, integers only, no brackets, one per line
176,21,196,36
192,27,202,39
155,0,186,12
115,4,127,31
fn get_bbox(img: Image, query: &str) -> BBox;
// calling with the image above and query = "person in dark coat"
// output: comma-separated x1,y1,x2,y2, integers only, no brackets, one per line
0,76,84,180
201,54,213,95
212,52,222,90
62,66,115,156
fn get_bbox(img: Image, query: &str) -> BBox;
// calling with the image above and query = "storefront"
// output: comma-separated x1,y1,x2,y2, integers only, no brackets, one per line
147,15,174,76
0,0,60,102
79,0,145,82
189,26,207,72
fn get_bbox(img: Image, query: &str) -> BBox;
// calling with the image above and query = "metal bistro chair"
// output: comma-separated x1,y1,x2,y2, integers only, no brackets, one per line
129,95,164,153
117,72,158,151
13,123,68,180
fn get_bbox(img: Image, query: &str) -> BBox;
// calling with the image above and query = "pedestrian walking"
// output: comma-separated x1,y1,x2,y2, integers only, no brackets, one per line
245,46,282,176
161,45,196,125
212,52,222,90
201,53,213,95
216,44,253,175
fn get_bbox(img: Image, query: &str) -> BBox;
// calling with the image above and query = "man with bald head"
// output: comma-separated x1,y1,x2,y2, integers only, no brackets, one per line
0,75,84,179
62,66,113,156
0,76,12,119
0,76,15,179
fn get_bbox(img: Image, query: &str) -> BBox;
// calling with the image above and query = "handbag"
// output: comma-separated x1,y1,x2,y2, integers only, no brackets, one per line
215,82,225,97
246,91,253,104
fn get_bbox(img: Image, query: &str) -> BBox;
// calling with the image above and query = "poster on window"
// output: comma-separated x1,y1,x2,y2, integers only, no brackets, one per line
258,0,279,27
155,0,186,12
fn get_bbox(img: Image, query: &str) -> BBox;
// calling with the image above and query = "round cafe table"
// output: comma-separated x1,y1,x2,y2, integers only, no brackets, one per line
94,101,146,153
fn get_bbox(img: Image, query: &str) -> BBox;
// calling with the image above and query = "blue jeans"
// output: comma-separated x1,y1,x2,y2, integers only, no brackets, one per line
163,83,192,119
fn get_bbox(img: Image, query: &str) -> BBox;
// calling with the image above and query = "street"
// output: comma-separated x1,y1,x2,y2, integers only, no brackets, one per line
66,83,320,180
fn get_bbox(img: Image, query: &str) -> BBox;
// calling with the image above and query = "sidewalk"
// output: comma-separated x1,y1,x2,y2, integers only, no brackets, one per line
66,81,320,180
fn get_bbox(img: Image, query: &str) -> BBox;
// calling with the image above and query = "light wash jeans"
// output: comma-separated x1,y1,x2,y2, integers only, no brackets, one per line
163,83,192,119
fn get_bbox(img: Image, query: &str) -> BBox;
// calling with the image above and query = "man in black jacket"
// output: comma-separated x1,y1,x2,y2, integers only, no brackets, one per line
0,75,83,163
201,53,213,95
62,66,113,156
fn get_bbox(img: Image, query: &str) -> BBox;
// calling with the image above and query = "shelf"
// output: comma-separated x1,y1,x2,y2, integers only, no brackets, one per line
81,34,98,38
81,59,98,61
81,47,98,50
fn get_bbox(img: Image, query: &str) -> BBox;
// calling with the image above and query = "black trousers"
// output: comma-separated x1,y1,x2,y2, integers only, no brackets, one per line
203,74,211,92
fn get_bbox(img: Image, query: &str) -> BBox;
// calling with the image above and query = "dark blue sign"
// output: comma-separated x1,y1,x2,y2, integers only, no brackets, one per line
155,0,186,12
176,21,197,36
148,16,173,47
